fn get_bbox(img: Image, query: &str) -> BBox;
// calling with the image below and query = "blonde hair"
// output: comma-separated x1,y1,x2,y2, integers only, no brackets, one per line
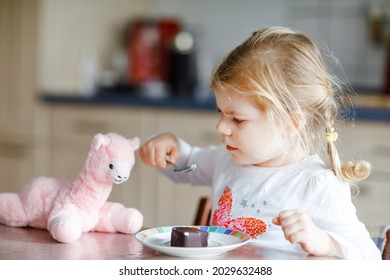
211,26,370,183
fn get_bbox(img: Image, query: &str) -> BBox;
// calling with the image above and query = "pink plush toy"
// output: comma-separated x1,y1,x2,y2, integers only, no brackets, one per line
0,133,143,243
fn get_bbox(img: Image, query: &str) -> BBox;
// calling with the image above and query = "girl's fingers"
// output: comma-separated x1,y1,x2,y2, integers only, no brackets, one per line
139,133,180,169
274,209,311,244
272,217,280,225
168,146,181,164
277,209,302,228
139,145,151,165
155,147,170,168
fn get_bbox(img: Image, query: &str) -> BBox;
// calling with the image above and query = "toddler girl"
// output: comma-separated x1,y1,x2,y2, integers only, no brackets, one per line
139,26,381,259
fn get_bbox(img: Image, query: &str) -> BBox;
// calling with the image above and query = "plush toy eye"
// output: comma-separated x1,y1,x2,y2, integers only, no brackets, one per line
109,164,114,170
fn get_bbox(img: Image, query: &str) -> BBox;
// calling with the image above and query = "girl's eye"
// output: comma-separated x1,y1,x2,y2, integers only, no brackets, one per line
233,117,244,123
216,107,245,124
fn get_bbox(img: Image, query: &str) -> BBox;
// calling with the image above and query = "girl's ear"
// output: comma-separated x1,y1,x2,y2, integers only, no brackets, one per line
289,111,306,132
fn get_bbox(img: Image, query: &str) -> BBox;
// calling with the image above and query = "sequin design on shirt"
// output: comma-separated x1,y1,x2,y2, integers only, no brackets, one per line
211,186,267,239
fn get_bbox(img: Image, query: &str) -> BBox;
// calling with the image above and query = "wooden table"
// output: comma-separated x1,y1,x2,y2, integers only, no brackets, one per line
0,224,335,260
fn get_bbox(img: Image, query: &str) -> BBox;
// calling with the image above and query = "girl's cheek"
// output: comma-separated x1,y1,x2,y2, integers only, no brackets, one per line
240,128,257,144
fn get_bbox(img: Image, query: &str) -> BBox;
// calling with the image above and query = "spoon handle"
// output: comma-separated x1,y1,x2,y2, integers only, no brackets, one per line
165,155,197,173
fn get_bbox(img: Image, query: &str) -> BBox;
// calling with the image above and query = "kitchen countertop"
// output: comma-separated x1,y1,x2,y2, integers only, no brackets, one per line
345,94,390,121
42,91,217,111
350,94,390,108
42,92,390,122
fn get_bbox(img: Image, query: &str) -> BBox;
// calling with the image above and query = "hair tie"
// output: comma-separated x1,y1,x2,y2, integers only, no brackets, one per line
323,129,338,143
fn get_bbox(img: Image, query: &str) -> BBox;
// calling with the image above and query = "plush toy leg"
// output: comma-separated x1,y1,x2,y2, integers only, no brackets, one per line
0,193,28,227
94,202,143,234
48,209,82,243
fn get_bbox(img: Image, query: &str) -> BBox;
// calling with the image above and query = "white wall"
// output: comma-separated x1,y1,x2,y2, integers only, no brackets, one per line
38,0,388,94
38,0,150,94
149,0,387,91
286,0,386,90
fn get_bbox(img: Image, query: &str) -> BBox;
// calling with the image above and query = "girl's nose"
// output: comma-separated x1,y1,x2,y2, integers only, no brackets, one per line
216,117,232,136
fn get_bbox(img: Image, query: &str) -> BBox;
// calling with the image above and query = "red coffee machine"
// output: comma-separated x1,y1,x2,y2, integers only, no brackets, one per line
126,18,181,86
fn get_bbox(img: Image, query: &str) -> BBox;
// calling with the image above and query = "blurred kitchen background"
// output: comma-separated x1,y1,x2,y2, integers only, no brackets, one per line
0,0,389,228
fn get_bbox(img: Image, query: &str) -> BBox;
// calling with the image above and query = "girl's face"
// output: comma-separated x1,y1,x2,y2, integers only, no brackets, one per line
214,88,293,167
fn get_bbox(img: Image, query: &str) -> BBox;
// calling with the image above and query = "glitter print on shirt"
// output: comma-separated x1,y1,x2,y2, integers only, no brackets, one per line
211,186,267,238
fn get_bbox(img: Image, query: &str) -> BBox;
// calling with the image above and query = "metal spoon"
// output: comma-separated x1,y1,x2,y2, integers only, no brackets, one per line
165,156,197,173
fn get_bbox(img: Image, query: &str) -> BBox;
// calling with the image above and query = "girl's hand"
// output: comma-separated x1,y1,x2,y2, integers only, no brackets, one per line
139,133,180,169
272,209,343,258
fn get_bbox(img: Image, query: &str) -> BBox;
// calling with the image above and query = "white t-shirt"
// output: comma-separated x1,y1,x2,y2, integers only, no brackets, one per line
161,139,381,260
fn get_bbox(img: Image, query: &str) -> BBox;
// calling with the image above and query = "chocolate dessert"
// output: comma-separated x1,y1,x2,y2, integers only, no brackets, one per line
171,227,209,247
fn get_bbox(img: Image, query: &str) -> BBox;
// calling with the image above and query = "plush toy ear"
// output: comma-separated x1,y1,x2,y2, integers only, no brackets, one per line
92,133,110,151
128,137,140,151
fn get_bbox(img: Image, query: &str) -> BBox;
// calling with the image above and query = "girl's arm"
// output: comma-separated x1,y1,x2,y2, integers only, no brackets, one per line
139,132,219,186
273,175,381,259
159,138,219,186
272,209,344,258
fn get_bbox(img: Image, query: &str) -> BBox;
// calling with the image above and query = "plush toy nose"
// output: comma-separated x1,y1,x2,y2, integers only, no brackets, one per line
117,175,128,181
114,175,128,184
111,162,131,184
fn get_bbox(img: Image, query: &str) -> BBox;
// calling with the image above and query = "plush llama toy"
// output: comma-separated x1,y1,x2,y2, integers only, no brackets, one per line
0,133,143,243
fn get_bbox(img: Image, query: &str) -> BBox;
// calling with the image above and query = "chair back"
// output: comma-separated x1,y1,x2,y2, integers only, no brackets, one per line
194,197,212,226
383,229,390,260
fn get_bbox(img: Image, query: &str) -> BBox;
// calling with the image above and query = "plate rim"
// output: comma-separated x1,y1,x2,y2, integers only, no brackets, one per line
135,225,251,256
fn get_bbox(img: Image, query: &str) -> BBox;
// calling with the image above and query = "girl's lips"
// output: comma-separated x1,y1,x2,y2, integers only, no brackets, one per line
226,145,238,151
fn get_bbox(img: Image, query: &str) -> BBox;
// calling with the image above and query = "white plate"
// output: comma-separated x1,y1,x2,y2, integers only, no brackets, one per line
135,226,251,258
